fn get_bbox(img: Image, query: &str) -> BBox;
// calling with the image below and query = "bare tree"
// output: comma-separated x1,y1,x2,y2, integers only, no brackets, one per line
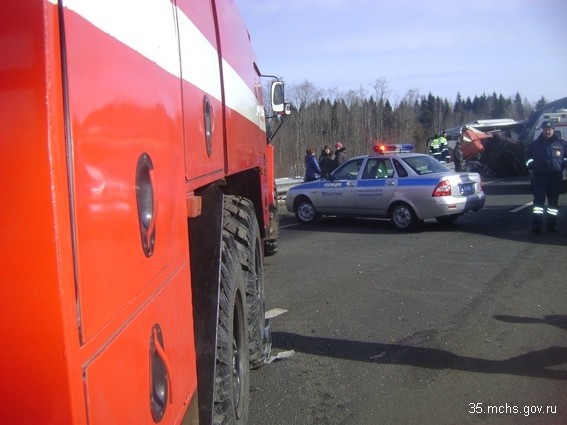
370,77,391,140
287,80,323,109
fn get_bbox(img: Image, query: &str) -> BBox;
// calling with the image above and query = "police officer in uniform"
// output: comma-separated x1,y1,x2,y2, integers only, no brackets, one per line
438,131,449,163
525,120,567,233
429,135,441,160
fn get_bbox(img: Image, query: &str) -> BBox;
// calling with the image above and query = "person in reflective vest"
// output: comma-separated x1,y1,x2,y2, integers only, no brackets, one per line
438,131,449,162
429,135,441,160
525,120,567,233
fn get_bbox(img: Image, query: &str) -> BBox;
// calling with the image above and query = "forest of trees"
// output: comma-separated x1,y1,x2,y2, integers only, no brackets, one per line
267,78,550,178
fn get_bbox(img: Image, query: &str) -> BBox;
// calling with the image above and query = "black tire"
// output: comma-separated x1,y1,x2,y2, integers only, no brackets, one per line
214,198,251,425
222,196,270,369
435,214,460,224
294,197,319,224
389,202,417,231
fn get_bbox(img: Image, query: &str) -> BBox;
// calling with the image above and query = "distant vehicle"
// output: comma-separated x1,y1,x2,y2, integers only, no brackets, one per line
439,98,567,178
285,144,485,231
444,118,524,150
443,97,567,149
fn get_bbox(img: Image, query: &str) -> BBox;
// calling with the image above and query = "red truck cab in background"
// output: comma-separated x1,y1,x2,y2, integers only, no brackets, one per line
0,1,286,423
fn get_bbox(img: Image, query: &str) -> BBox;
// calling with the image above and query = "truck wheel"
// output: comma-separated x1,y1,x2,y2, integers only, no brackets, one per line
223,196,270,369
389,202,417,231
214,215,249,425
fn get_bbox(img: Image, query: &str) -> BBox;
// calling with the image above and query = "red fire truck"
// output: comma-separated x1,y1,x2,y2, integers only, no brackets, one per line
0,0,286,423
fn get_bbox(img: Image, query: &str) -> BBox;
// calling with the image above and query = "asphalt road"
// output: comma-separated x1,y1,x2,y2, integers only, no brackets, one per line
250,176,567,425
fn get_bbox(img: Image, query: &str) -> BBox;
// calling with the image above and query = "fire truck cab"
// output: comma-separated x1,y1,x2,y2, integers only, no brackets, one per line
0,0,285,424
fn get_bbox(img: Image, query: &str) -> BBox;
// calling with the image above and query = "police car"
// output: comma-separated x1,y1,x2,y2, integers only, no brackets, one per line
285,144,485,231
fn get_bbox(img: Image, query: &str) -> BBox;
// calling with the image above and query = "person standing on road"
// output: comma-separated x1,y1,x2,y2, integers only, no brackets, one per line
304,147,322,182
334,142,347,168
429,134,441,161
439,131,449,163
319,145,335,179
525,120,567,233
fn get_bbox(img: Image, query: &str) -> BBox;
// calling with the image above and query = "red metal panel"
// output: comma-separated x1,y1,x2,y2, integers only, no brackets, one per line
179,0,218,48
214,0,259,96
176,0,269,187
84,264,197,425
181,82,226,187
0,1,78,423
224,105,266,172
461,127,489,159
214,0,267,176
62,9,188,342
176,0,226,188
60,3,198,422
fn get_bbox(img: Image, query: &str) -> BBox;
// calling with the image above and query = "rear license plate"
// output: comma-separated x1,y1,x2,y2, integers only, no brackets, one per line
459,183,474,195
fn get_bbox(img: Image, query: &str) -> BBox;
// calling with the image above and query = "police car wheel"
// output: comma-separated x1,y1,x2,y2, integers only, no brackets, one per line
389,203,417,231
294,197,318,224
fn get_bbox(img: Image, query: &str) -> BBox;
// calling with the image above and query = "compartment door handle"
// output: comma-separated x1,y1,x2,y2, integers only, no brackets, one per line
149,324,172,422
136,153,157,257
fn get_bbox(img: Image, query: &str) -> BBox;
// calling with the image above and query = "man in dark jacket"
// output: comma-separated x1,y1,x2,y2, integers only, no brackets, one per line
318,145,335,179
304,147,321,182
525,120,567,233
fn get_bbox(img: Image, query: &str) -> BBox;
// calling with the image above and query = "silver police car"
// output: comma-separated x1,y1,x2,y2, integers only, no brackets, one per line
285,144,485,231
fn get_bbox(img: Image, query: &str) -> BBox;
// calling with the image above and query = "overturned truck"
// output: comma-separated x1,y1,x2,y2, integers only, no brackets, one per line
445,98,567,178
459,126,529,177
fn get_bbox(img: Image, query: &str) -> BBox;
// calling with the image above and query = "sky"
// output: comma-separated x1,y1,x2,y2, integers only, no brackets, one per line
235,0,567,105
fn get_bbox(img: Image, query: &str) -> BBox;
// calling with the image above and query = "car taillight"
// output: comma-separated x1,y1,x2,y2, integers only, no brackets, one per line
432,180,452,197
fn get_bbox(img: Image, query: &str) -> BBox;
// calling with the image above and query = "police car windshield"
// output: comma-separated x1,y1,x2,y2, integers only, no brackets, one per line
402,155,450,175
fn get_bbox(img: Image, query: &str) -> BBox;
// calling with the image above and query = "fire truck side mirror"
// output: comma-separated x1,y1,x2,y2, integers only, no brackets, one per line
271,81,285,113
284,103,291,115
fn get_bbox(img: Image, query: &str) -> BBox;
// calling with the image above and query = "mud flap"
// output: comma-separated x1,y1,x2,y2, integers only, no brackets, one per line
263,202,279,256
188,185,224,425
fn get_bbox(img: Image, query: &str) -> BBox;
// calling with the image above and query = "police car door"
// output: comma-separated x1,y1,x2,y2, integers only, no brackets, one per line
317,159,362,214
355,158,396,215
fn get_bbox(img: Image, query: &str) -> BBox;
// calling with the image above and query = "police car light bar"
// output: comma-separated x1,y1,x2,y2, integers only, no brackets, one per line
373,143,414,154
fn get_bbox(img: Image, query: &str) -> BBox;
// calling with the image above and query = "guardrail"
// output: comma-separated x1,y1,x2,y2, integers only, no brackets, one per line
275,177,303,197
